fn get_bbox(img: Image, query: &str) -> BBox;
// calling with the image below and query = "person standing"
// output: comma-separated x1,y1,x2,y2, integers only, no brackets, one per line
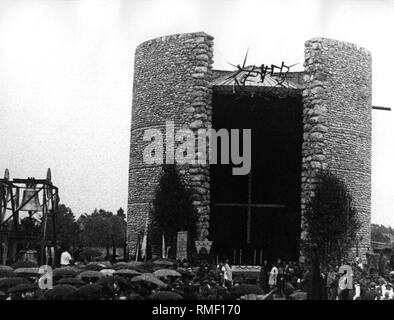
60,246,73,267
326,265,337,300
223,259,233,285
269,262,279,290
338,270,350,300
259,260,269,293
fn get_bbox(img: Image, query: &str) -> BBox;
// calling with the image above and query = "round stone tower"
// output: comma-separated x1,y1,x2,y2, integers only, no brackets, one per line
128,32,214,256
301,38,372,259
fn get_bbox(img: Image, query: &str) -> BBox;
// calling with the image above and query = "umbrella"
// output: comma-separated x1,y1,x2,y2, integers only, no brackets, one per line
154,269,182,278
0,265,14,272
79,270,103,283
97,275,128,288
56,278,85,287
75,284,103,300
97,276,129,296
176,268,195,278
289,291,308,300
84,263,105,271
46,284,77,300
138,262,161,272
7,283,38,294
126,261,143,268
14,267,40,277
113,262,128,270
149,291,183,300
230,284,264,299
153,258,177,267
11,261,38,269
97,261,113,268
100,269,116,276
0,277,31,290
114,269,141,278
53,267,80,278
0,269,16,278
130,273,167,288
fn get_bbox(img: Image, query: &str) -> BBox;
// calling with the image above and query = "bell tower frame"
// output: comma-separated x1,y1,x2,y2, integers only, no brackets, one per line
0,169,60,266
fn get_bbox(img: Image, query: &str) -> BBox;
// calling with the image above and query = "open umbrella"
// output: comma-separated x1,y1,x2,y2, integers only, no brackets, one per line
138,262,161,273
46,284,77,300
56,278,86,287
230,284,264,299
84,263,105,271
130,273,167,288
97,275,128,288
154,269,182,278
289,291,308,300
0,265,14,272
113,262,128,270
75,284,103,300
14,267,40,277
97,276,129,297
53,267,80,278
79,270,103,283
153,258,177,267
114,269,141,278
7,283,38,294
176,268,195,278
149,291,183,300
0,269,16,278
0,277,30,291
11,261,38,269
97,261,113,268
100,269,116,277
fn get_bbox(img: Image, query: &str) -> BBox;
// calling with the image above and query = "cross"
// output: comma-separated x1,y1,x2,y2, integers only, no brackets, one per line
212,169,286,244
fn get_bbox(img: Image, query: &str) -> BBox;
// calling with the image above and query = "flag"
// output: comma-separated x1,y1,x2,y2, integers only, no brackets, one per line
162,234,166,259
135,236,140,262
141,218,148,260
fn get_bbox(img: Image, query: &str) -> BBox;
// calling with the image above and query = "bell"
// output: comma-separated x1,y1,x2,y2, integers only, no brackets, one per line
20,187,42,211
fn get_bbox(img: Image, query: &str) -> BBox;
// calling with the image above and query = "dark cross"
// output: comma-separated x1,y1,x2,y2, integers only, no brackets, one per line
212,169,286,244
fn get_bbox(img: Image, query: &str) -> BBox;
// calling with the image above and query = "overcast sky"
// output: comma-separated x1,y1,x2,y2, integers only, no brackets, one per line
0,0,393,225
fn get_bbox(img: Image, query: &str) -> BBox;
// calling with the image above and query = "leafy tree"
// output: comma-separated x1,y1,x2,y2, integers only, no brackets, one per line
117,207,126,219
46,204,80,247
78,208,126,259
303,171,362,265
371,224,392,243
151,164,197,257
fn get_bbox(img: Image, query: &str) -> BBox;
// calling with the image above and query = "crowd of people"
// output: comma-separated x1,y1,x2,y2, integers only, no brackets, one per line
1,246,394,300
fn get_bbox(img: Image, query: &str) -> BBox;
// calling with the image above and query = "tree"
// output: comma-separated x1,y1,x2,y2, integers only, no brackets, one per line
371,224,392,243
117,207,126,219
46,204,80,247
303,171,362,266
151,165,197,257
78,208,126,260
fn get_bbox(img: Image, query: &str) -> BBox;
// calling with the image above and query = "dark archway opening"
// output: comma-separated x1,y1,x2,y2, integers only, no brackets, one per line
210,90,303,265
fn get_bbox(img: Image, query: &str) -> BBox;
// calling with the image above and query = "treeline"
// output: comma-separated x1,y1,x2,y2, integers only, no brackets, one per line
371,223,394,243
17,205,126,256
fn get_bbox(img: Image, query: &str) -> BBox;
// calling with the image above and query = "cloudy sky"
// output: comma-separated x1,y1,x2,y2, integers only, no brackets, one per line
0,0,393,225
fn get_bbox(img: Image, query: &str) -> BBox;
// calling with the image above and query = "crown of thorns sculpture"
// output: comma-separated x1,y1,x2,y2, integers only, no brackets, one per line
228,50,298,96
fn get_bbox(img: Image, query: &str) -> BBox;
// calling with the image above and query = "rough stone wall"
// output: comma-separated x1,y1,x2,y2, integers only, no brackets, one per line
128,32,213,257
301,38,372,260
